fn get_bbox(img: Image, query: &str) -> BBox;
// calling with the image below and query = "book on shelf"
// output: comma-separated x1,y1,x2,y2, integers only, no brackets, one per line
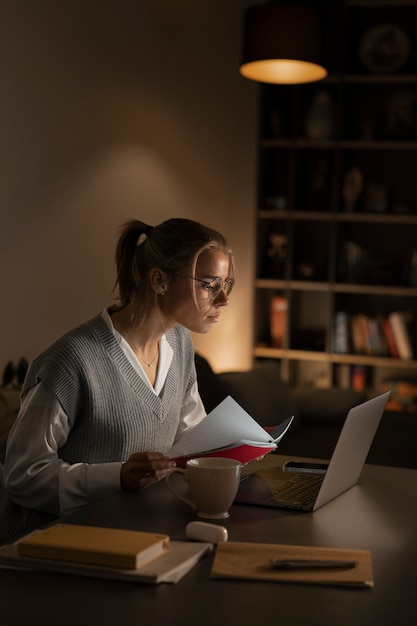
367,317,383,356
353,313,387,357
358,314,374,355
333,311,349,354
345,313,395,358
351,365,366,391
381,316,400,359
336,363,351,389
17,524,170,570
1,539,212,585
375,315,389,357
270,295,288,349
350,314,367,355
169,396,294,468
211,541,373,588
388,311,415,360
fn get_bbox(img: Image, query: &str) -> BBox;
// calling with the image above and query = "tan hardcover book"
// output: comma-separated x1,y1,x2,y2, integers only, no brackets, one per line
211,542,373,588
17,524,170,570
2,540,211,584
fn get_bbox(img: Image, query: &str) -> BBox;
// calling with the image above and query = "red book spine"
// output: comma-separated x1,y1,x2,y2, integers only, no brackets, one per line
389,312,414,360
270,296,288,349
171,443,277,469
381,317,400,359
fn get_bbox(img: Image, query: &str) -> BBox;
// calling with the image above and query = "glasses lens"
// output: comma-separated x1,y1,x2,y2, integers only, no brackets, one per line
225,278,235,296
210,277,234,298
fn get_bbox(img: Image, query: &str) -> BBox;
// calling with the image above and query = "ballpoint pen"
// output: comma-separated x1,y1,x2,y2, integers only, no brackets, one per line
269,559,358,570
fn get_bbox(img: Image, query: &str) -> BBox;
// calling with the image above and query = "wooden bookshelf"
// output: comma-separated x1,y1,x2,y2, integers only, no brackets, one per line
253,0,417,395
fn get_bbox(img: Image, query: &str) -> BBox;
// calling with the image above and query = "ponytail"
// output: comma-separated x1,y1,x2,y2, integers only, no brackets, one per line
114,220,149,307
112,217,233,323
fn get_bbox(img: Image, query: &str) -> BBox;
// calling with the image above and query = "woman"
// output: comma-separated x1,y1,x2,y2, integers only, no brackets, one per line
0,218,234,544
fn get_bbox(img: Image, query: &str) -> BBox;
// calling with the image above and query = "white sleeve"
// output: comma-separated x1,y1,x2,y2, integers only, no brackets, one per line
173,379,207,444
4,382,122,515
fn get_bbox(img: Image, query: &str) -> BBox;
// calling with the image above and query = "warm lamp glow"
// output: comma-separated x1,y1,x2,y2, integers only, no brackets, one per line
240,3,327,86
240,59,328,85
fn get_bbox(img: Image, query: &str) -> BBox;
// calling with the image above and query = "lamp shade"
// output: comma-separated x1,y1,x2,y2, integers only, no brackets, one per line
240,3,328,85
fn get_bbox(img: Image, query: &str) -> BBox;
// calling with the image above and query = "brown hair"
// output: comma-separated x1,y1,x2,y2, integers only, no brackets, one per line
113,218,234,323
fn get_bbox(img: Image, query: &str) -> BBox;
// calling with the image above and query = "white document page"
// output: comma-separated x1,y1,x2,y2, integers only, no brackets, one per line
169,396,276,458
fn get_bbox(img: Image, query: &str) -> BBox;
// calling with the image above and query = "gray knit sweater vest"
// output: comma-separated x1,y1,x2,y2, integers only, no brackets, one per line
23,314,196,460
0,314,196,544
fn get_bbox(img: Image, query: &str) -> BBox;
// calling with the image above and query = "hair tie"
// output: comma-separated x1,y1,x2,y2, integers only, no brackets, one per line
144,225,153,235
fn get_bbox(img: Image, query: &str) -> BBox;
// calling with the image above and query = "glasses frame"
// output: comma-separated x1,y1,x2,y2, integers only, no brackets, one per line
176,274,235,299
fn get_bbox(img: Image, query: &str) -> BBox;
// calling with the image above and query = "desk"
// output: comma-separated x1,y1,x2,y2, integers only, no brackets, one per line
2,456,417,626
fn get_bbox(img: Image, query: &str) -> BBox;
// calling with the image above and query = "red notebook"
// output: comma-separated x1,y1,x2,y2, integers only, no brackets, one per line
169,396,294,468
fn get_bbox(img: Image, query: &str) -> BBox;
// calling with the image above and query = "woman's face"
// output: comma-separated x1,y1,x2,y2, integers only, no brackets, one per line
161,250,232,334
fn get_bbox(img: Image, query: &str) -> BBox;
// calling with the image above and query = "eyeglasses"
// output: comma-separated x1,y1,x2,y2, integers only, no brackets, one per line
176,275,235,299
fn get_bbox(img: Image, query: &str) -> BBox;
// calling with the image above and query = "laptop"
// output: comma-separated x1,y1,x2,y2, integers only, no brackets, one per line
235,391,390,512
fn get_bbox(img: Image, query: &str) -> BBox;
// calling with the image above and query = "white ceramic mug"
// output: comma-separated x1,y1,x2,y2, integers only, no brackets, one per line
165,457,241,519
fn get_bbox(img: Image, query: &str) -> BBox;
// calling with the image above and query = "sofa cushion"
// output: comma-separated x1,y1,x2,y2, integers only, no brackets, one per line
290,388,367,426
218,364,295,428
0,389,20,463
194,353,229,414
195,354,294,428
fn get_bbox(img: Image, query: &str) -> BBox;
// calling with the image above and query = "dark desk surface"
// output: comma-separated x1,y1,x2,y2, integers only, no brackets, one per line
2,455,417,626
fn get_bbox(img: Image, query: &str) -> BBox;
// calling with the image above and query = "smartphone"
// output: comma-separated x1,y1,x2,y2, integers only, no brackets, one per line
282,461,328,475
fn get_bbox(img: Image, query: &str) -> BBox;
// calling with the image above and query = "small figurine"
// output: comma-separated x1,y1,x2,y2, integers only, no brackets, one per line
342,167,364,212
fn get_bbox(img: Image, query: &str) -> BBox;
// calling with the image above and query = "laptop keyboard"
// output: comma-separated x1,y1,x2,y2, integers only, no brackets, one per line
260,473,324,507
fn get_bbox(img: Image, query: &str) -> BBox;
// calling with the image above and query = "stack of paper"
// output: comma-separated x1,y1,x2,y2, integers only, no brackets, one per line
0,524,213,584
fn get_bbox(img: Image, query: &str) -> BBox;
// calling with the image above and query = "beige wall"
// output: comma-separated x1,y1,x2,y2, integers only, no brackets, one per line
0,1,258,373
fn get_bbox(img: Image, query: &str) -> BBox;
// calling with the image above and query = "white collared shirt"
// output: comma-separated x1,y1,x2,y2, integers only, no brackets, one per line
4,310,206,515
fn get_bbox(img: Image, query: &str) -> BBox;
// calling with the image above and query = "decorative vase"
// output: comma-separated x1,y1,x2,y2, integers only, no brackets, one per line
304,91,336,140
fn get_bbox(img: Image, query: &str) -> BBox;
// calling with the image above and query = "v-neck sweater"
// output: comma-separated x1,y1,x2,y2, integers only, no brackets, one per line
22,314,196,462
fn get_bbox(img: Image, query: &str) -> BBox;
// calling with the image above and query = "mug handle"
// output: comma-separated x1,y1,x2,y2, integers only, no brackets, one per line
165,468,196,511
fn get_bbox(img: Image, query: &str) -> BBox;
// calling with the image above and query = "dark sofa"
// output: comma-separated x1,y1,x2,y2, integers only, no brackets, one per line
195,354,417,469
1,357,415,469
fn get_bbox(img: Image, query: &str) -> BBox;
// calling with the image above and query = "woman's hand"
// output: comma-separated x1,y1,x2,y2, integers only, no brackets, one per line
120,451,176,491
